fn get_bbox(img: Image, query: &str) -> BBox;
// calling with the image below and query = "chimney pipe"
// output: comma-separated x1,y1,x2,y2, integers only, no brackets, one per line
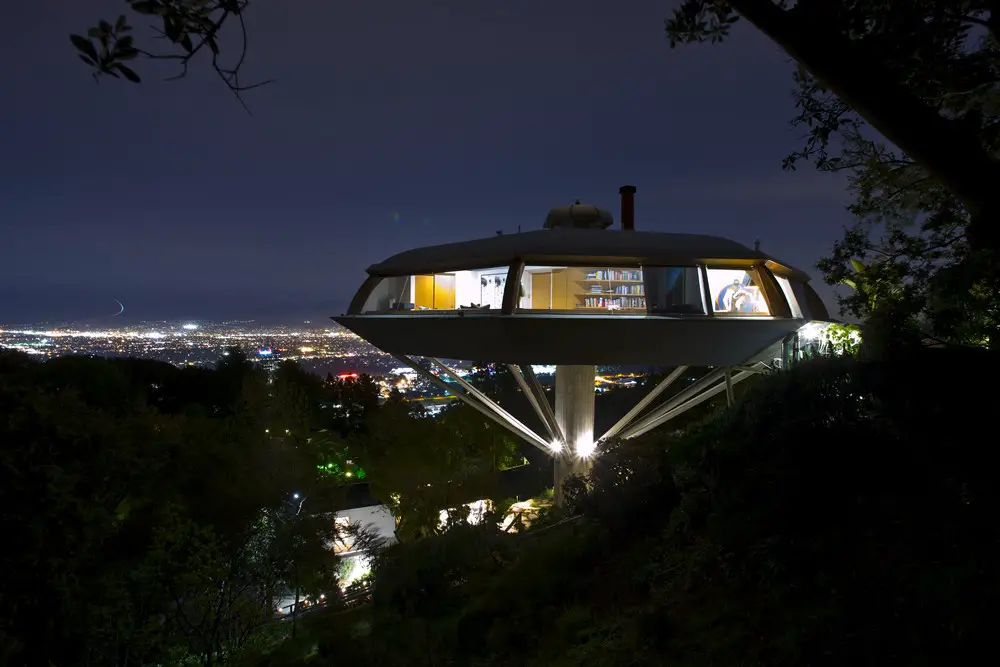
619,185,636,231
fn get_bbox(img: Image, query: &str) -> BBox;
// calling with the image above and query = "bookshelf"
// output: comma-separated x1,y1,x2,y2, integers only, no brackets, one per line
523,267,648,311
575,268,646,311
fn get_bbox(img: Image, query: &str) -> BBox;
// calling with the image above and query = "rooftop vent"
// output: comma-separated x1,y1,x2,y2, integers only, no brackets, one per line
619,185,636,231
543,200,614,230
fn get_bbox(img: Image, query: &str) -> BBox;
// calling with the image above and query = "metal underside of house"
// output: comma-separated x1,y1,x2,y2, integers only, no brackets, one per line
333,313,802,366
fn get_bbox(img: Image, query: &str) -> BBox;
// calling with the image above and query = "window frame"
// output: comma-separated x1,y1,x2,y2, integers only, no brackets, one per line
640,264,710,316
515,262,649,315
703,265,778,317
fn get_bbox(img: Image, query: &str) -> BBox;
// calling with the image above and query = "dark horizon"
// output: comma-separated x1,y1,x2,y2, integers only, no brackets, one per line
0,284,345,328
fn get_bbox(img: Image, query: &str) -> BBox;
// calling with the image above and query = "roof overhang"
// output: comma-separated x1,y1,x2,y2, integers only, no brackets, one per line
365,229,810,281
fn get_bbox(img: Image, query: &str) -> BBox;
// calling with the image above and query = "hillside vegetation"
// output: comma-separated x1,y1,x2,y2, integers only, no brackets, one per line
274,350,999,666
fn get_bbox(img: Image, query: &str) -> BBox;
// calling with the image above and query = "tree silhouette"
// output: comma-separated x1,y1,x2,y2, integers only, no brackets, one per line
667,0,1000,255
72,1,269,111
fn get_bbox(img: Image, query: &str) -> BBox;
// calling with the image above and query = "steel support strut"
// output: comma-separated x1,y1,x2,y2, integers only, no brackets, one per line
598,365,689,443
391,355,772,507
507,364,564,445
619,366,730,439
724,367,735,407
620,363,768,440
427,358,555,453
393,355,552,453
523,364,562,443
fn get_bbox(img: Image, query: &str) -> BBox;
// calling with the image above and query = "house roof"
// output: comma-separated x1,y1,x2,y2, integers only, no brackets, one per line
367,228,810,280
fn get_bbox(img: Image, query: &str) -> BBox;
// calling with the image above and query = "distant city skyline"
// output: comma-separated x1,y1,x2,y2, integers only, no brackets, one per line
0,318,386,373
0,320,655,395
0,284,345,327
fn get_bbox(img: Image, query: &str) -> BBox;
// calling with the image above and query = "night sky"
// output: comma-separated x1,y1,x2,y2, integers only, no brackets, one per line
1,0,851,326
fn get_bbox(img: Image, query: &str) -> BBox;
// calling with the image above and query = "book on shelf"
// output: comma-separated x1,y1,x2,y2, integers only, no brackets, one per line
580,285,644,296
580,296,646,309
584,269,643,281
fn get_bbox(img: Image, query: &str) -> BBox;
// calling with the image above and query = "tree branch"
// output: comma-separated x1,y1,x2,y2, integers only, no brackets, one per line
726,0,1000,249
74,1,270,112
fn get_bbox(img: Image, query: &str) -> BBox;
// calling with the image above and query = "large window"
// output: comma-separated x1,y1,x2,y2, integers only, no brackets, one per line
361,276,413,312
705,268,771,315
521,266,645,312
360,268,510,312
643,266,705,315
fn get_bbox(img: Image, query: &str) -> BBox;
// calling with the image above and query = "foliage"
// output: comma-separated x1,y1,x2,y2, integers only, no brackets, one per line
265,364,383,511
354,399,521,542
665,0,1000,348
372,522,514,618
807,82,1000,346
258,351,1000,666
73,1,268,109
21,335,999,665
0,352,336,666
567,435,680,531
0,349,539,665
818,322,862,356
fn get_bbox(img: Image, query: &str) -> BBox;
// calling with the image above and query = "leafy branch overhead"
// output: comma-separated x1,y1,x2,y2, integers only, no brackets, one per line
71,0,270,110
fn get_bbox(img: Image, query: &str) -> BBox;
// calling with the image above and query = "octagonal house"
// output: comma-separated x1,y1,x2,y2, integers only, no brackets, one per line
334,186,832,504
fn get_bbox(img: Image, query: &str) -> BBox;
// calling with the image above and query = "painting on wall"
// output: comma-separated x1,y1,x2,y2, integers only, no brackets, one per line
480,274,506,309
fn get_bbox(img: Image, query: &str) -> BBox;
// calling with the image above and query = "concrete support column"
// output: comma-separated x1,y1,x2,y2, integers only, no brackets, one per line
553,364,596,506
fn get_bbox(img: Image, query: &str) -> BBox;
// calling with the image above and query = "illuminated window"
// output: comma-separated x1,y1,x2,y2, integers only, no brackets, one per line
643,266,705,315
706,268,771,315
521,266,645,312
361,276,413,312
412,274,453,309
361,268,509,312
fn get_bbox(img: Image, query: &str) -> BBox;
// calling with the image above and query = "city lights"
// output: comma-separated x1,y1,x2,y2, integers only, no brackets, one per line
1,321,660,436
0,321,391,376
